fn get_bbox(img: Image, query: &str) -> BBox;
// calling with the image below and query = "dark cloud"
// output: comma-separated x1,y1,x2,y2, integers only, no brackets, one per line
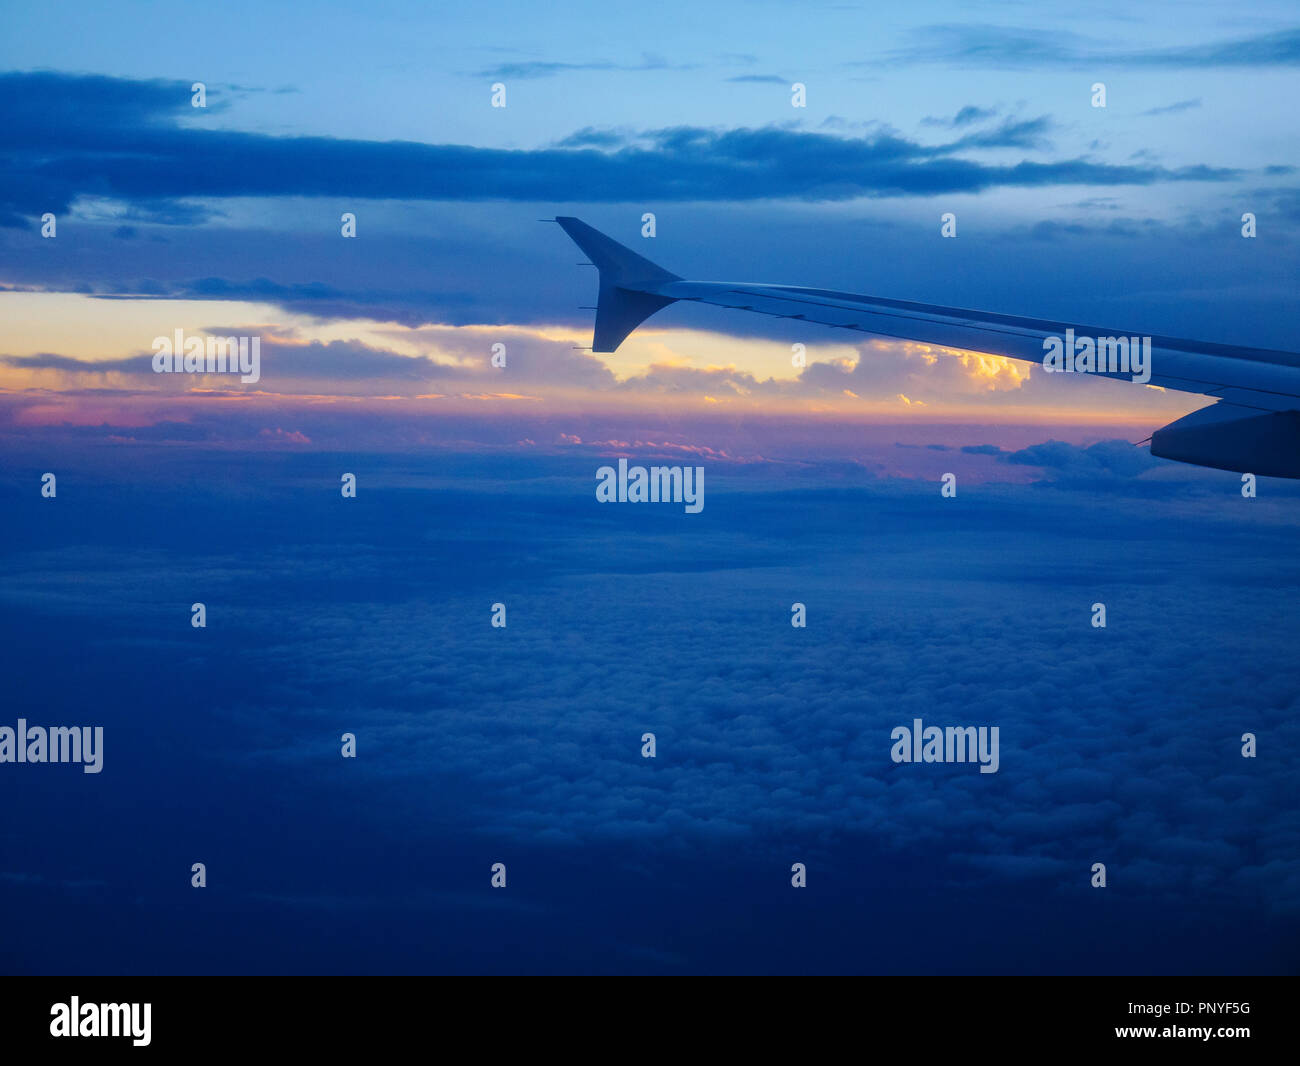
952,104,997,125
947,115,1054,151
552,127,628,149
1003,438,1164,479
0,72,1251,229
3,194,1296,352
922,105,999,127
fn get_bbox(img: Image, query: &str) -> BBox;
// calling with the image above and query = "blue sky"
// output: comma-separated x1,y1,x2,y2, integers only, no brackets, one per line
1,1,1299,974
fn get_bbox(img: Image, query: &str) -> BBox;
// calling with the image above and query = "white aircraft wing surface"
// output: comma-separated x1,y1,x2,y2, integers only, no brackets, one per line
556,216,1300,478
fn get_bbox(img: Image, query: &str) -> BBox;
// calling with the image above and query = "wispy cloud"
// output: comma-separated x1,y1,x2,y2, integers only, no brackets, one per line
884,24,1300,69
1140,98,1202,117
478,53,688,79
922,105,999,127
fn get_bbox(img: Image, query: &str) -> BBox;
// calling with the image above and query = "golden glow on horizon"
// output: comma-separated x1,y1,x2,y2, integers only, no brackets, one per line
0,291,1207,425
0,293,295,359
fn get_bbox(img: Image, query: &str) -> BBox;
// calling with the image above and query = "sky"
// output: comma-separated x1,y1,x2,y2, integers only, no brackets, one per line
1,1,1298,975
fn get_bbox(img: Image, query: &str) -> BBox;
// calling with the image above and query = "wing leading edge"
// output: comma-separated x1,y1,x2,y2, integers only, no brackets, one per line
555,216,1300,478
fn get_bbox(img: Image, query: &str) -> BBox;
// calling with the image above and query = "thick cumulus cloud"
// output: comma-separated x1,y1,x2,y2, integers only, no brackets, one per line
1004,438,1165,479
2,456,1297,929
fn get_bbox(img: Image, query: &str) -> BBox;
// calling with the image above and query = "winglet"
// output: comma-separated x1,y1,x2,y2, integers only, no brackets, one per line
556,216,681,352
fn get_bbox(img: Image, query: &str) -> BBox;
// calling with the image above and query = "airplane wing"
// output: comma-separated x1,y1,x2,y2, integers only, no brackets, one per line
556,216,1300,479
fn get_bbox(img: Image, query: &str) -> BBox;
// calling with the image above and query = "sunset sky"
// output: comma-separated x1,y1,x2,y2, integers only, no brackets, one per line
3,0,1299,472
3,2,1300,976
